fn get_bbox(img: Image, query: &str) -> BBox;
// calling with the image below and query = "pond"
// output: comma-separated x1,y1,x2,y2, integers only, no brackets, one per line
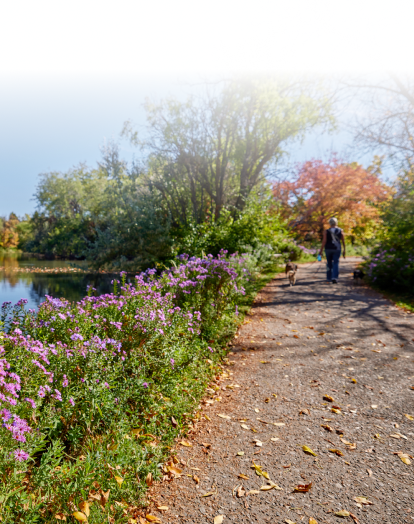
0,253,116,311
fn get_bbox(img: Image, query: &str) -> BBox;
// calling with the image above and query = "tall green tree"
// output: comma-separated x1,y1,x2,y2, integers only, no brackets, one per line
123,77,334,225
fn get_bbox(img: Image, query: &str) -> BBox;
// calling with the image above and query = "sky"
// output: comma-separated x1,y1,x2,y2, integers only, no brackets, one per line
1,0,412,216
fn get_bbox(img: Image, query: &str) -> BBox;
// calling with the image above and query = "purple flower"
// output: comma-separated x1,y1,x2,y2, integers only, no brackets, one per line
14,449,29,462
208,346,214,353
143,382,148,388
70,334,83,341
170,358,175,368
69,397,75,406
104,382,109,389
25,398,36,409
62,375,69,387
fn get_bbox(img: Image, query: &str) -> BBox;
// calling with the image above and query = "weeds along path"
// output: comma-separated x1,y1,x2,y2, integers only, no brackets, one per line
147,257,414,524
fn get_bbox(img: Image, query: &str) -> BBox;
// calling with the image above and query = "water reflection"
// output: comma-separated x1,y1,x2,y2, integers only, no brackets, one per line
0,254,116,310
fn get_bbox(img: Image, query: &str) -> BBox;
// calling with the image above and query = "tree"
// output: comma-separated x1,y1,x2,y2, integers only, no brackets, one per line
348,74,414,170
123,77,334,225
273,158,391,243
0,213,20,249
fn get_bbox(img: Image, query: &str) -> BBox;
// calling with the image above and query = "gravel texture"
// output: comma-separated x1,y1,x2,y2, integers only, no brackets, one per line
147,258,414,524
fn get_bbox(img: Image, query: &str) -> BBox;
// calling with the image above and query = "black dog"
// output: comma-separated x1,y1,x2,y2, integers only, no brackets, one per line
353,269,365,284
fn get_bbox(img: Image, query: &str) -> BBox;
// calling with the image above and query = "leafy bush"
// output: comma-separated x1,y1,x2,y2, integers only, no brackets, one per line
0,251,272,523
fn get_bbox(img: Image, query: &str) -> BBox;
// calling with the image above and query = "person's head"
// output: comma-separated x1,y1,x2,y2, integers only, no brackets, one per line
329,217,338,227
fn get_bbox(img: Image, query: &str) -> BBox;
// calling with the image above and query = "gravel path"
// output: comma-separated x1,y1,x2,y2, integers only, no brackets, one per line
147,257,414,524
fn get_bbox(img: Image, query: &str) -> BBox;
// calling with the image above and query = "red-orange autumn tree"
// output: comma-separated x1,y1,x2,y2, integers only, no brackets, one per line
273,158,391,242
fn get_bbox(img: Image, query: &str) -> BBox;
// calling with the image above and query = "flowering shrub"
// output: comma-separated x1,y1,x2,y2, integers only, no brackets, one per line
366,248,414,292
0,250,263,523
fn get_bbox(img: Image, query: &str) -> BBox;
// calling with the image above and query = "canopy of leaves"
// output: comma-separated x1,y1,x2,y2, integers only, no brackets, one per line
273,158,391,243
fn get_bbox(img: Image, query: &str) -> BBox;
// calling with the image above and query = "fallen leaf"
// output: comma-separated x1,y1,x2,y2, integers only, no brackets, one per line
214,516,224,524
202,491,215,497
351,378,357,384
240,424,250,430
145,515,161,523
217,414,231,419
329,448,344,456
335,510,350,517
167,465,182,477
397,453,411,465
323,395,334,402
264,398,270,403
350,513,361,524
55,514,67,521
371,405,378,409
78,502,90,517
309,519,318,524
193,475,200,484
237,451,244,456
171,416,177,427
321,424,333,432
238,473,249,480
179,441,192,447
270,437,279,442
157,506,169,511
115,476,123,487
354,496,373,505
262,470,270,479
331,408,341,414
246,489,260,495
367,468,373,477
405,414,414,421
285,519,296,524
72,513,87,522
145,472,153,486
302,446,317,456
294,482,312,492
236,485,245,497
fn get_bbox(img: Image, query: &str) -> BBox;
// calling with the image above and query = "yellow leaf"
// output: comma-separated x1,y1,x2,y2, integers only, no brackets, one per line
131,428,141,435
237,451,244,456
309,519,318,524
334,510,350,517
214,516,224,524
217,414,231,419
405,414,414,421
238,473,249,479
179,441,192,447
331,408,341,414
246,489,260,495
329,448,344,456
72,512,87,522
202,491,215,497
398,453,411,465
262,471,270,479
204,414,211,421
260,485,273,491
193,475,200,484
302,445,317,456
78,501,90,517
167,465,182,476
115,476,124,487
145,515,161,523
157,506,169,511
240,424,250,430
351,378,357,383
323,395,334,402
285,519,296,524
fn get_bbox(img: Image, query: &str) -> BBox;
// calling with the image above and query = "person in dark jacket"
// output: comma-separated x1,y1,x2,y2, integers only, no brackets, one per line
319,217,346,283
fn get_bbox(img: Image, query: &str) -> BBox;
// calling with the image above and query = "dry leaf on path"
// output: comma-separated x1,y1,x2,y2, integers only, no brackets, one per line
157,506,169,511
240,424,250,430
214,515,224,524
146,472,153,486
335,510,350,517
78,501,90,517
350,513,361,524
294,482,312,492
217,414,231,419
146,515,161,523
397,453,411,465
323,395,334,402
285,519,296,524
331,408,341,414
329,448,344,456
246,489,260,495
321,424,333,432
309,518,318,524
202,491,215,497
302,446,317,456
179,441,192,447
238,473,249,480
236,485,245,497
193,475,200,484
405,414,414,421
236,451,244,456
354,496,373,505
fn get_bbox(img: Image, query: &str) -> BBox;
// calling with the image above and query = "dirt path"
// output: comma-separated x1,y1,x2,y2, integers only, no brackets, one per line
147,257,414,524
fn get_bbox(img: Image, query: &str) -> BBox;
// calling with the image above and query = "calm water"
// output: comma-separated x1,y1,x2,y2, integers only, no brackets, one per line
0,254,116,310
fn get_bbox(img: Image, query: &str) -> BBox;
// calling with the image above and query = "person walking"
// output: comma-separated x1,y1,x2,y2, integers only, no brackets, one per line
319,217,346,283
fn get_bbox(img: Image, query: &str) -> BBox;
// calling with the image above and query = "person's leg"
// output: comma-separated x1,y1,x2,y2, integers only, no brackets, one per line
325,250,333,281
332,251,340,280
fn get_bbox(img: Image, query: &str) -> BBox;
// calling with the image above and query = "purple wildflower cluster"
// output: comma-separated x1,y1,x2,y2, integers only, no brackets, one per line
0,250,251,464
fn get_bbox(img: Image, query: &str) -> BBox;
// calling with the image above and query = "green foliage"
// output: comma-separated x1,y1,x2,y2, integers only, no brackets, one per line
365,170,414,294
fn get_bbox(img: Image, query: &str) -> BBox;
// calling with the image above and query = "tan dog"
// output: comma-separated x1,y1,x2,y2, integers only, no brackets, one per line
285,262,298,286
